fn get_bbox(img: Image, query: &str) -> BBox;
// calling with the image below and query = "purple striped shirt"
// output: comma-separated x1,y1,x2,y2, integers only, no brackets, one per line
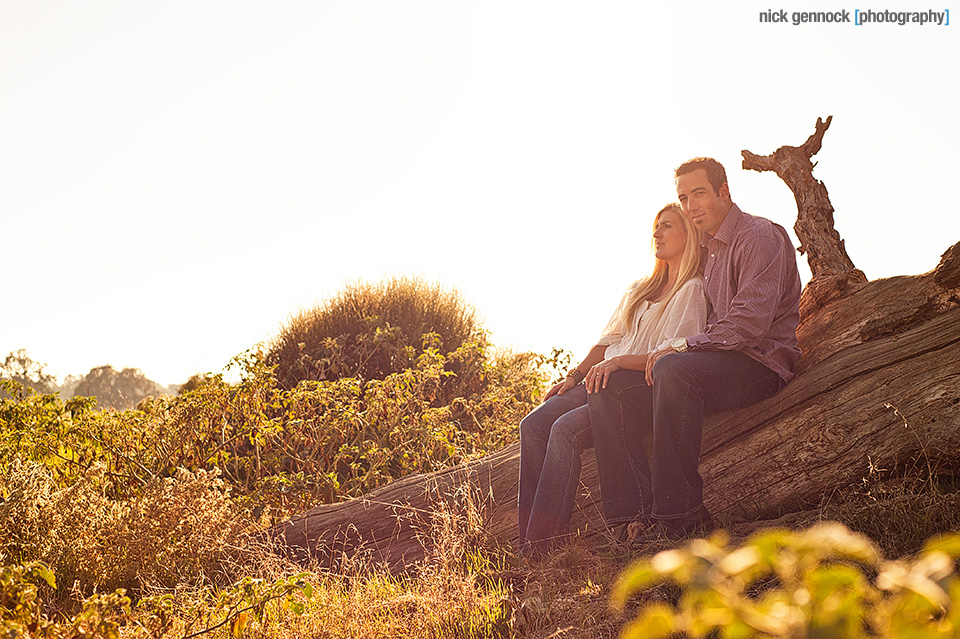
686,204,802,383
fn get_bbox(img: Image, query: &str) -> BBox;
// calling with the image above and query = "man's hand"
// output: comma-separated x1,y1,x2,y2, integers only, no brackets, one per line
586,357,622,394
645,347,674,386
544,378,576,401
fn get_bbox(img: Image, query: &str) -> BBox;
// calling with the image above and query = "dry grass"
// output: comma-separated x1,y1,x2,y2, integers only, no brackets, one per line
0,461,252,604
5,456,960,638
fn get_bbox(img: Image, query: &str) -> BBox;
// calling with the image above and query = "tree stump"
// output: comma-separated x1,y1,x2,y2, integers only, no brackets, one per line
265,119,960,572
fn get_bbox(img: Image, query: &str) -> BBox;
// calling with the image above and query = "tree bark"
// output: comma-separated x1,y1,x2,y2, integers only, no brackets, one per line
742,115,868,318
265,119,960,572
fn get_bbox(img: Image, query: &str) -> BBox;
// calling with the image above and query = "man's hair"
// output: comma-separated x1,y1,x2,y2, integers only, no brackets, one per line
675,157,728,195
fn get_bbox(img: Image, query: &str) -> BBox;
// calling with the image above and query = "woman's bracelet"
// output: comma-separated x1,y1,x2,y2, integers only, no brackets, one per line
566,368,585,384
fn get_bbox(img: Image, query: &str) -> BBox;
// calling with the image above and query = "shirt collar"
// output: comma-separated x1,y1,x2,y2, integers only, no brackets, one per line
703,203,742,246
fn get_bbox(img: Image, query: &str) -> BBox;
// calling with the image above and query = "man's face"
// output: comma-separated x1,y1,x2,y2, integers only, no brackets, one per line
676,168,730,236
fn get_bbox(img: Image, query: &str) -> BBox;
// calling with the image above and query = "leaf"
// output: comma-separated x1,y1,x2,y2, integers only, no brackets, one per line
798,522,880,565
231,611,248,638
611,560,660,610
651,549,688,575
746,528,792,566
30,563,57,590
922,533,960,559
719,546,762,577
620,603,677,639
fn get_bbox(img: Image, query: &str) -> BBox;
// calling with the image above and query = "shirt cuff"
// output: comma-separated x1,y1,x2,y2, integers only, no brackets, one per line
686,333,710,350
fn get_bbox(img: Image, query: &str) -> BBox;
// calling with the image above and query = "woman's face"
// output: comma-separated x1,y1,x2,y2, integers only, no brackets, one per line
653,208,688,264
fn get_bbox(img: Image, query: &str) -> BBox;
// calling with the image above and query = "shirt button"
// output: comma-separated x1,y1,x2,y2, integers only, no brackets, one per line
711,254,715,258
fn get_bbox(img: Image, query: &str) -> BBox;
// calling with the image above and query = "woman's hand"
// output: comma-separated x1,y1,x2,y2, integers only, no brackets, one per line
544,378,576,401
586,357,622,394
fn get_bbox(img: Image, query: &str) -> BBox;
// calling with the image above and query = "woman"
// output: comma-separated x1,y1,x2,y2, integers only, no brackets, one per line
518,203,706,555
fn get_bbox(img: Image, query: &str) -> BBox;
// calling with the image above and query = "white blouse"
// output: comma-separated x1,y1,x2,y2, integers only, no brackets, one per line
596,277,708,358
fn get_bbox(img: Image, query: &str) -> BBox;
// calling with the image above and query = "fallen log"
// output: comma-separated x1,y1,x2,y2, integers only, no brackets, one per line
266,119,960,572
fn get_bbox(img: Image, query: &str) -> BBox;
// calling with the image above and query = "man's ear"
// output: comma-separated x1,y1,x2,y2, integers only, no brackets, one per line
719,182,731,201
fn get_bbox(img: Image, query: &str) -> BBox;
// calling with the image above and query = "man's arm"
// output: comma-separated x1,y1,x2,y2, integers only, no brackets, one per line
645,229,798,385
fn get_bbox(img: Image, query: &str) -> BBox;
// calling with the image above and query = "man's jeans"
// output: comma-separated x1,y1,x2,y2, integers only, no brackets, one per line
587,351,782,524
518,384,593,553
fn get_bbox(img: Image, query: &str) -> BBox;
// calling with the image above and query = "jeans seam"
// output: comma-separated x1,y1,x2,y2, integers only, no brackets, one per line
614,384,648,518
654,505,702,521
657,374,700,521
553,418,590,537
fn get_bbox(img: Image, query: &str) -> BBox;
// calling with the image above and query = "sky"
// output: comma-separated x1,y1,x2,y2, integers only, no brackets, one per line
1,1,957,386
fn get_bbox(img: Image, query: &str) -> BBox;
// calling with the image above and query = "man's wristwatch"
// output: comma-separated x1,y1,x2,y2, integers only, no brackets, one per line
671,337,689,353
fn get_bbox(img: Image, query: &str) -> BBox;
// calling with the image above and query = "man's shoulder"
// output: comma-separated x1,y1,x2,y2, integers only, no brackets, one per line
737,210,783,236
733,210,793,247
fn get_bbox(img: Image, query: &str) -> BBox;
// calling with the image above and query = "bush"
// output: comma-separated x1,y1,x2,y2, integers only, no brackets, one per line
266,277,483,390
1,343,545,550
612,522,960,639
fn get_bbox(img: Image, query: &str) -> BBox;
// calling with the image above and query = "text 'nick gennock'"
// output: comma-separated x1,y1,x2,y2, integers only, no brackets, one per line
759,9,950,25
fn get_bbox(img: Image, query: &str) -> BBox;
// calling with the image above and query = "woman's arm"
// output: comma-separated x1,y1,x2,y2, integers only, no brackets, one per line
584,352,649,394
543,344,607,400
587,280,707,393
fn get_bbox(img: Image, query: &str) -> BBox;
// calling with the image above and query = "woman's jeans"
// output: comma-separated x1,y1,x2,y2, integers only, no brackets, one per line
518,384,593,553
588,351,782,524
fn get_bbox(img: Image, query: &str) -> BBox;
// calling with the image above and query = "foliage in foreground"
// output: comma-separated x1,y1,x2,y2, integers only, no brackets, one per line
1,557,315,639
613,522,960,639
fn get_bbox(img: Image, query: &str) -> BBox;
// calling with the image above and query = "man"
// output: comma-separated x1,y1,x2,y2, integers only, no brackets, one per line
588,157,802,539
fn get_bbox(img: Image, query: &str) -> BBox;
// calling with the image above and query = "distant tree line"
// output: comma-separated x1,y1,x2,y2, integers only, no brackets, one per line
0,349,181,410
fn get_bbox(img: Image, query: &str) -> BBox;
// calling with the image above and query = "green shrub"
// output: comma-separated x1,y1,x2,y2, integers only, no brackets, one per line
1,343,544,556
266,277,483,391
612,522,960,639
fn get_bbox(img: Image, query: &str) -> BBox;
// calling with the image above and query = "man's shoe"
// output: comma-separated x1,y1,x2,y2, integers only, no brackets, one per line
637,506,715,544
613,516,655,544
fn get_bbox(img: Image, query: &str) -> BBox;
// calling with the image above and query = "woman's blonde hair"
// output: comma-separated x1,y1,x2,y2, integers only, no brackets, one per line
618,203,702,329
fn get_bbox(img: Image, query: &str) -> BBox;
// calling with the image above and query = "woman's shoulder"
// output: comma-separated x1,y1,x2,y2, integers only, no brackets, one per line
677,275,704,293
664,276,706,306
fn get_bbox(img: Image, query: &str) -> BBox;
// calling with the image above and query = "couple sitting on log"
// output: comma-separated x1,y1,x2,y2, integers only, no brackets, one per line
518,156,803,555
